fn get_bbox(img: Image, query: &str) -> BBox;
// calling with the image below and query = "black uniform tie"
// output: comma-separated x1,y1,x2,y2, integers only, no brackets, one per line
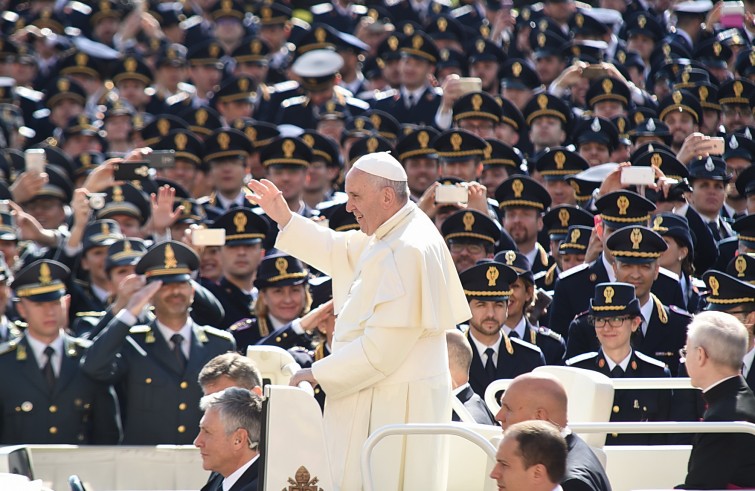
707,221,721,242
171,334,187,372
42,346,56,389
610,365,624,378
484,348,496,379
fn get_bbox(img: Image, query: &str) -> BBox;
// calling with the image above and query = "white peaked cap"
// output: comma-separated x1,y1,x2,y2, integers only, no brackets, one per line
351,152,407,181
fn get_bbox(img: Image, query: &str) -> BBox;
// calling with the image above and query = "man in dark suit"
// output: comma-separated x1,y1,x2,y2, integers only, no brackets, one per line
679,309,755,489
497,373,612,491
81,241,236,444
447,329,496,425
548,191,685,338
195,387,262,491
0,260,120,444
372,32,442,127
202,209,269,330
496,250,565,365
458,261,545,399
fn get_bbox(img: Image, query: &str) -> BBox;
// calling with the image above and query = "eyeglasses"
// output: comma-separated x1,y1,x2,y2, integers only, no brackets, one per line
448,242,486,255
590,316,633,328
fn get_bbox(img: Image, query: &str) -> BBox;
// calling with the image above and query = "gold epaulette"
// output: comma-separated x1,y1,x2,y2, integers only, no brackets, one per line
651,294,668,324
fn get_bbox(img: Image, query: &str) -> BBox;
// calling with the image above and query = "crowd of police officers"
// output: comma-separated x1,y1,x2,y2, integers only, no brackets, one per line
0,0,754,454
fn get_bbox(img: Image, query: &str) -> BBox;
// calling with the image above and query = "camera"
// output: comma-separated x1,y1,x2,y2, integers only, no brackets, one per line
88,193,106,210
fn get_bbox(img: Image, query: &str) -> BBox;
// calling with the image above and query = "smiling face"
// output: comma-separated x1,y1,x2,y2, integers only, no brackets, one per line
345,169,392,236
259,284,306,323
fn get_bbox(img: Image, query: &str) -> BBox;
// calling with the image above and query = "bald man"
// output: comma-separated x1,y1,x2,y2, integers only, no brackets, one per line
447,330,496,425
497,373,612,491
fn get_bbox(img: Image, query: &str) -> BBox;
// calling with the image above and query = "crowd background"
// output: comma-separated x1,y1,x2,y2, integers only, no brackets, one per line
0,0,754,473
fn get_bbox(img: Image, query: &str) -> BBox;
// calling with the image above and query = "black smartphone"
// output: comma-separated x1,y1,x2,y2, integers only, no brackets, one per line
114,161,151,180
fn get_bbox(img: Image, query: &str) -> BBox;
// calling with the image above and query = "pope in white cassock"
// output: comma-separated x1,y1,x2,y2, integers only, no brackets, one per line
247,152,472,490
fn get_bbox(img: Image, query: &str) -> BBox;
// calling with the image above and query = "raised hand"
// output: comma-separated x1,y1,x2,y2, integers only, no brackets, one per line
246,179,293,226
150,185,182,233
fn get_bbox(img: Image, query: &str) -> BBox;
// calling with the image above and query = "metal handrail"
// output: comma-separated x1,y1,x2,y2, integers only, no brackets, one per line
485,377,695,414
569,421,755,436
360,423,498,491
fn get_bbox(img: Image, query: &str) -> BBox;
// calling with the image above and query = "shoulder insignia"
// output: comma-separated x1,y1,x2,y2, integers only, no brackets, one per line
669,305,693,318
310,3,333,14
373,89,398,101
544,263,557,286
75,311,107,317
202,326,235,342
574,310,590,319
557,262,589,280
15,85,44,102
651,294,668,324
565,351,598,366
129,325,152,334
346,96,370,110
0,339,17,356
280,95,308,108
536,242,549,267
510,336,544,354
537,326,563,342
229,318,255,332
272,80,300,92
72,337,93,349
691,277,706,289
635,351,667,368
658,267,680,281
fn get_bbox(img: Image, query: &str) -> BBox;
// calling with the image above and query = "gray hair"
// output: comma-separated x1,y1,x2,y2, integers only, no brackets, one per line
198,352,263,390
371,175,409,204
687,311,749,371
199,387,263,450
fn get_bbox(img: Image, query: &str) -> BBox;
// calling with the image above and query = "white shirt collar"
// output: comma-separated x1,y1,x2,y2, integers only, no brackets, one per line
223,454,258,491
605,350,632,372
744,346,755,377
91,283,110,303
702,374,740,394
26,332,64,375
268,315,287,331
601,253,617,282
523,247,538,269
639,296,653,336
503,316,526,339
216,191,246,210
156,319,193,358
469,330,501,367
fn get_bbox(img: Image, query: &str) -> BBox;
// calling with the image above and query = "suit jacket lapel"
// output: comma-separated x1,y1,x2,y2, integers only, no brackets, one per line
187,322,209,373
52,336,79,396
230,459,259,491
466,330,487,388
640,299,663,352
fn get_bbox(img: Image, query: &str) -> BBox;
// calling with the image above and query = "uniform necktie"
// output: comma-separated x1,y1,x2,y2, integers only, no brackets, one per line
707,221,721,242
406,93,415,109
484,348,496,379
42,346,56,389
171,334,187,372
610,365,624,378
